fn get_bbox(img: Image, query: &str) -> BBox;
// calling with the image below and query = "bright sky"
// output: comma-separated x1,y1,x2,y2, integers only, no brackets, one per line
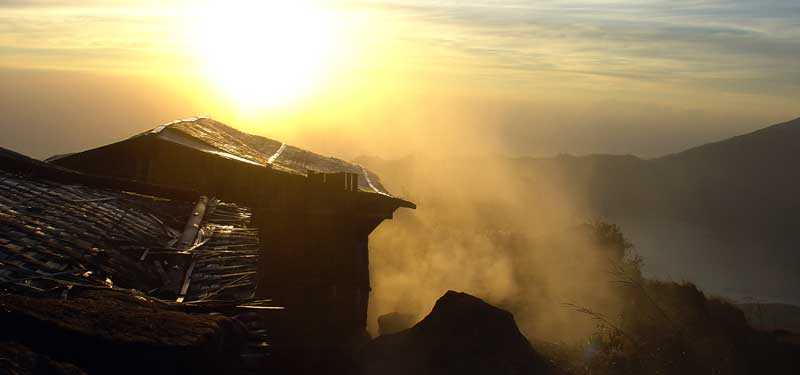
1,0,799,159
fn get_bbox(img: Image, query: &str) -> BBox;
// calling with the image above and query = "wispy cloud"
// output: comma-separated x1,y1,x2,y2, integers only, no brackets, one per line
1,0,799,95
0,1,184,73
333,0,800,95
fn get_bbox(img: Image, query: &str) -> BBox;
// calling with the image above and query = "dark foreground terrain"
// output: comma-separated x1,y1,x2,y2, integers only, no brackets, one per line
4,283,798,375
0,289,249,375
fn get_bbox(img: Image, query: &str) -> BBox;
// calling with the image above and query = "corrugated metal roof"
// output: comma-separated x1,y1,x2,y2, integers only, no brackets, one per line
0,168,183,293
152,117,395,196
0,149,261,303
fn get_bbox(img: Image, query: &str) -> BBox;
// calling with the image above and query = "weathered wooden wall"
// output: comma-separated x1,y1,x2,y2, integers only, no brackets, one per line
256,210,385,333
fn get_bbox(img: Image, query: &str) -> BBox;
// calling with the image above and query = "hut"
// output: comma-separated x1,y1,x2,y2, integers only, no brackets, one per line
47,117,415,335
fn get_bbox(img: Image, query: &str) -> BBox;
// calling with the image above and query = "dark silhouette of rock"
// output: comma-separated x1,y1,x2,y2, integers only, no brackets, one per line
361,291,556,375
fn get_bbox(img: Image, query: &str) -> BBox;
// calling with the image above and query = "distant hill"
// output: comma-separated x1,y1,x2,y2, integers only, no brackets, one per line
650,117,800,240
359,117,800,305
569,117,800,304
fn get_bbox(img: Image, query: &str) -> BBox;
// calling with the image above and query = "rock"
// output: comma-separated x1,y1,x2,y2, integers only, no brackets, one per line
361,290,557,375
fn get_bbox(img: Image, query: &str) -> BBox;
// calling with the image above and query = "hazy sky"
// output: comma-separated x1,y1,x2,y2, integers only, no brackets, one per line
1,0,798,159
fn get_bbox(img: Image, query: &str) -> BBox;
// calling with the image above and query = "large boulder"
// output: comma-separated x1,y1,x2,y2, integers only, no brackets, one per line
361,291,557,375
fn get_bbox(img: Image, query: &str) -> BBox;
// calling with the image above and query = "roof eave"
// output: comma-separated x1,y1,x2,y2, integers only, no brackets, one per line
393,197,416,209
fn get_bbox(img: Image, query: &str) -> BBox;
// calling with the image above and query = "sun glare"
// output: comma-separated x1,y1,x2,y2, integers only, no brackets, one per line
187,1,337,109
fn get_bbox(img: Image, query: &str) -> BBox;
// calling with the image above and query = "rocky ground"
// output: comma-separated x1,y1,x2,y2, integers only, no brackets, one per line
0,289,248,375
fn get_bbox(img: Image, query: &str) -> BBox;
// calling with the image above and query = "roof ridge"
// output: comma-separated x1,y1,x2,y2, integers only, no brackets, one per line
150,116,211,134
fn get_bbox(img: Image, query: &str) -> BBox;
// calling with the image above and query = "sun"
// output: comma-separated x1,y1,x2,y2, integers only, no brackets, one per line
187,1,337,109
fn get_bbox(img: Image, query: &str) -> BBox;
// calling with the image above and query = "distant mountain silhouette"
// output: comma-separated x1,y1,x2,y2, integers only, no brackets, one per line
359,117,800,305
562,118,800,304
650,117,800,262
549,117,800,238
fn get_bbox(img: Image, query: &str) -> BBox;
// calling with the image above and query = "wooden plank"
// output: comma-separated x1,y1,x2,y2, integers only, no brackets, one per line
176,259,196,303
67,196,117,203
176,196,208,249
267,143,286,164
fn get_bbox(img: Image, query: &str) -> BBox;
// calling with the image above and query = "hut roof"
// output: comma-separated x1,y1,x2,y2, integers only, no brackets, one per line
48,117,404,202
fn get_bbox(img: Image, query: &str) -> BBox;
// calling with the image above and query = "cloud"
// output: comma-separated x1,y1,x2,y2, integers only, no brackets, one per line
0,1,183,73
334,0,800,96
3,0,799,96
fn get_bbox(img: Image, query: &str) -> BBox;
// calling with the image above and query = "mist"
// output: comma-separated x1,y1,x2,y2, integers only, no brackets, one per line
357,150,627,342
